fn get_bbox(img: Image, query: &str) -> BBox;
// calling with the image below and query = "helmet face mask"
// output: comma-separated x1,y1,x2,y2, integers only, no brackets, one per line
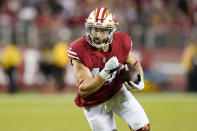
87,26,112,47
85,8,118,48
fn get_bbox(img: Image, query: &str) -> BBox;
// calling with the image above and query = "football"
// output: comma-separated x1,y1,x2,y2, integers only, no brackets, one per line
120,64,140,84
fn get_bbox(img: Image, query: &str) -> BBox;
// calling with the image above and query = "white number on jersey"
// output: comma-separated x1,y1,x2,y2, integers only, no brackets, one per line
106,71,117,83
91,68,100,77
91,68,117,83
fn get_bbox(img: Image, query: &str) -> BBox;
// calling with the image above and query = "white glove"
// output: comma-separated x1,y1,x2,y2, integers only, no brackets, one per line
100,56,120,80
123,76,144,91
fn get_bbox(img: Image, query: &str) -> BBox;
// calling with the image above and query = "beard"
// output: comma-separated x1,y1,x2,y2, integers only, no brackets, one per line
93,37,107,44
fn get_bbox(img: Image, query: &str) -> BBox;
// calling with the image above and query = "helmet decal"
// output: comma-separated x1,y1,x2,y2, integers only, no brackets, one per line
95,8,101,22
95,8,107,23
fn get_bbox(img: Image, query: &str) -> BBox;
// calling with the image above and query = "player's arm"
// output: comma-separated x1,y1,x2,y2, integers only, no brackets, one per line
125,51,144,80
124,51,145,91
72,56,119,97
72,60,105,97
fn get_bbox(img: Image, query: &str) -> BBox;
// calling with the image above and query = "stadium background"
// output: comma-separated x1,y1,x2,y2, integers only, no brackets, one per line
0,0,197,131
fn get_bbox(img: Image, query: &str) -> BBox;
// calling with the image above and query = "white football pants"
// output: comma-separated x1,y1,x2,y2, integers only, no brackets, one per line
83,86,149,131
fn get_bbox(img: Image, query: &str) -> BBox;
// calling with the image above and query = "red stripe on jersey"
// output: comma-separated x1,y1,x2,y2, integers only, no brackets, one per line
101,8,107,23
96,8,101,22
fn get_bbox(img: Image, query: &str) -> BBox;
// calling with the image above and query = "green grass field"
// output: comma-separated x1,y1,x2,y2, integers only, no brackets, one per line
0,92,197,131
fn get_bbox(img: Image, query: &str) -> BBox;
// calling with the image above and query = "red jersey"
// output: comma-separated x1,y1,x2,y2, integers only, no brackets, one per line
67,32,132,107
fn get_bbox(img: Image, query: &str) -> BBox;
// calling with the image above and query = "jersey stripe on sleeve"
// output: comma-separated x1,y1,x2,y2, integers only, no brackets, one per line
67,50,77,55
67,50,79,60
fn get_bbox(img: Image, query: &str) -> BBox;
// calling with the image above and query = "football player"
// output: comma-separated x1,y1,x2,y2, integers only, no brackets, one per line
67,7,150,131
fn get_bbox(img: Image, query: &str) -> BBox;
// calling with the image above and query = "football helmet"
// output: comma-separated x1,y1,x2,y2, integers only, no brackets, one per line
85,7,118,48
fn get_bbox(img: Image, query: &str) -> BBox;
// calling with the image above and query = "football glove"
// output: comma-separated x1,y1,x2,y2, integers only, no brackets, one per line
100,56,120,80
123,76,144,91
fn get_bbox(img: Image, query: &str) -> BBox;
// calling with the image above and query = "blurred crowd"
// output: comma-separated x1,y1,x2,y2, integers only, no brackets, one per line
0,0,197,47
0,0,197,92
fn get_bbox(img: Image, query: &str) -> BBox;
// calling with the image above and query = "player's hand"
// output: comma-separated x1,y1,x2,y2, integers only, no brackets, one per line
99,56,120,80
104,56,120,73
123,76,144,91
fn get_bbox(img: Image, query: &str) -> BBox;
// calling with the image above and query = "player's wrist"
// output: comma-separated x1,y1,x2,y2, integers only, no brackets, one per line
99,69,110,80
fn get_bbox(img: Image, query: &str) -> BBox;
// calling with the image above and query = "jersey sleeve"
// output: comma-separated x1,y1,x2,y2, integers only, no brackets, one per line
67,41,82,63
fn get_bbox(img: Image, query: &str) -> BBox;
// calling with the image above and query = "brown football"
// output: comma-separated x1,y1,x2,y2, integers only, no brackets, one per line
120,64,140,84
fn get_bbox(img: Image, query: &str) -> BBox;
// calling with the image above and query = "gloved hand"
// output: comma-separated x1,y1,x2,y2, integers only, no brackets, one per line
104,56,120,73
123,76,144,91
100,56,120,80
